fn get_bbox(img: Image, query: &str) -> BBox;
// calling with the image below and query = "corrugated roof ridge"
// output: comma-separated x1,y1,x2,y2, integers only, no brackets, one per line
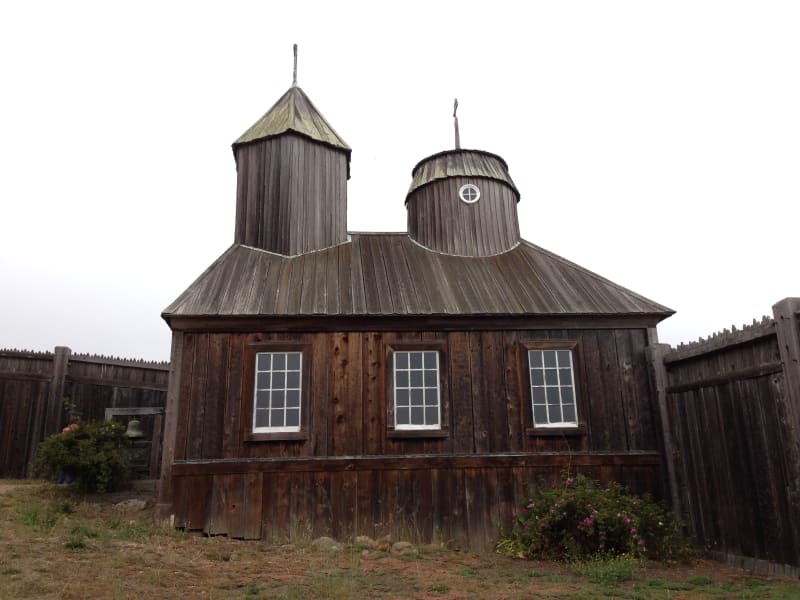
162,244,241,317
518,239,673,314
395,234,433,314
516,243,582,313
164,236,671,319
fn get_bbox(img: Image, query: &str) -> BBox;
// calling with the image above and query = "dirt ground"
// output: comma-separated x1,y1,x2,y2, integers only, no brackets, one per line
1,481,798,599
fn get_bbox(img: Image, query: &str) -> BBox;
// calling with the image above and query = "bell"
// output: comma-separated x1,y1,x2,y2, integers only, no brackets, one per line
125,419,144,439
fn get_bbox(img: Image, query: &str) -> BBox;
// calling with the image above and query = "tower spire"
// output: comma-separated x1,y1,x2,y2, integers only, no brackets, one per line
453,98,461,149
292,43,298,87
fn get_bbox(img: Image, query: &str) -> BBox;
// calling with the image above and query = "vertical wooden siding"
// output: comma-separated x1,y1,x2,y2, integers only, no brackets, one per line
663,313,800,570
167,327,664,548
0,349,169,478
407,177,520,257
171,461,660,550
67,356,168,422
173,328,660,461
234,134,348,256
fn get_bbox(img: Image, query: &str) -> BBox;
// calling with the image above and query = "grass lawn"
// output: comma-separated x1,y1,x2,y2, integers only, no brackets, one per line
0,480,798,599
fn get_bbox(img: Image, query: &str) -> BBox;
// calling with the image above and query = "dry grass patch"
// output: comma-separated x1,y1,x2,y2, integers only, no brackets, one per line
1,480,799,599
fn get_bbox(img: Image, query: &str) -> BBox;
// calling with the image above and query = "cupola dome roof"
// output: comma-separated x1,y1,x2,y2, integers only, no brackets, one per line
406,149,519,203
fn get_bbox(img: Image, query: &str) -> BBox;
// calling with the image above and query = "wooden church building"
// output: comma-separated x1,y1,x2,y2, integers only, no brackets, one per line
158,53,674,549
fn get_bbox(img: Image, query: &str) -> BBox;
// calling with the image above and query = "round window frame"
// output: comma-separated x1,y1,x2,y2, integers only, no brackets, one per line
458,183,481,204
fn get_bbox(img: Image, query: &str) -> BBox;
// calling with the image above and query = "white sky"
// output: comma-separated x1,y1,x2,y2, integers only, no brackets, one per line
1,1,798,362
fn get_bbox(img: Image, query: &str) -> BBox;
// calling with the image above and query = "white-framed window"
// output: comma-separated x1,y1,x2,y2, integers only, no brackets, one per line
528,349,578,427
393,350,440,429
458,183,481,204
253,351,302,433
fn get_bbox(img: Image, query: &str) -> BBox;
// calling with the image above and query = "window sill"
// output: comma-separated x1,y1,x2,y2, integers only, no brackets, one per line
526,424,586,438
245,431,308,442
388,429,449,440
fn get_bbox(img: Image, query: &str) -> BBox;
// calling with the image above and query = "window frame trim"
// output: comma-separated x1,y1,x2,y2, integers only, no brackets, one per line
520,340,586,438
241,340,312,443
458,183,481,204
384,340,449,439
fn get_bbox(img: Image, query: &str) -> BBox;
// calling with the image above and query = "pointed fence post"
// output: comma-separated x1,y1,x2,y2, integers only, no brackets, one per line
27,346,71,476
772,297,800,557
645,335,682,518
43,346,71,436
158,331,184,520
773,298,800,439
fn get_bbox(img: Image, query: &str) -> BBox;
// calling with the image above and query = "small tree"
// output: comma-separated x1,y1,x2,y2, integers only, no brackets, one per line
36,421,131,493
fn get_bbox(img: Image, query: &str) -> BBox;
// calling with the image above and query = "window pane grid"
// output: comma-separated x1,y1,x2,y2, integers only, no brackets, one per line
394,351,440,429
529,349,577,427
253,351,302,433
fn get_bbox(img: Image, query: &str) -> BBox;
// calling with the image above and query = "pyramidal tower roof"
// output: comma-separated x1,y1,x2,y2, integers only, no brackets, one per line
233,85,350,153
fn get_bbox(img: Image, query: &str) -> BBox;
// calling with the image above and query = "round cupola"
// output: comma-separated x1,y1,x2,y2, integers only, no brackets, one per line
405,149,521,257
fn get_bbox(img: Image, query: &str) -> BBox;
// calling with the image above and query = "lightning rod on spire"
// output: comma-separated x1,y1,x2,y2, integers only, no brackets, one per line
292,44,298,87
453,98,461,149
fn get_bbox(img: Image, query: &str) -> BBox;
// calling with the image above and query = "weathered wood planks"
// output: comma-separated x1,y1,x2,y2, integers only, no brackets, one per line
0,347,169,479
162,235,673,322
234,133,348,256
659,303,800,569
170,458,660,550
163,325,666,550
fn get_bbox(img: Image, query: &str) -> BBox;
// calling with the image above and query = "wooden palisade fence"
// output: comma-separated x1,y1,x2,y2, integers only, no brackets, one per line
2,298,799,575
0,347,169,478
648,298,800,577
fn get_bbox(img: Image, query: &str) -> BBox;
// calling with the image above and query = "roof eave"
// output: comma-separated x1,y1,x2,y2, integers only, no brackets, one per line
162,312,673,333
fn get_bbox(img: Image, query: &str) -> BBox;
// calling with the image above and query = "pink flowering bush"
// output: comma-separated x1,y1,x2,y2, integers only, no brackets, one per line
36,421,131,493
496,474,692,561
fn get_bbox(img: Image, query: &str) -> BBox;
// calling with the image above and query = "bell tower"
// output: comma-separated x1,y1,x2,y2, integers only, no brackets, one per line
232,46,351,256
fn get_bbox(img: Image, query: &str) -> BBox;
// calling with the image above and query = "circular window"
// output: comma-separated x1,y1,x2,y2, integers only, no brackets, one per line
458,183,481,204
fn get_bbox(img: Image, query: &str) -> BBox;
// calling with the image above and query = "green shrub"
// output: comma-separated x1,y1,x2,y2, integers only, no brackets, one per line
496,474,693,562
36,421,131,493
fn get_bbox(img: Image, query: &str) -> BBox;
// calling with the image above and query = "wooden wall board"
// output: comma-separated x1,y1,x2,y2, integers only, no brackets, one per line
663,326,800,568
154,462,638,549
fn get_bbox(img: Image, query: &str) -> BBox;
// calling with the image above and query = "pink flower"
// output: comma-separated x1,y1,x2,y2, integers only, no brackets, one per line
637,539,644,546
630,528,637,535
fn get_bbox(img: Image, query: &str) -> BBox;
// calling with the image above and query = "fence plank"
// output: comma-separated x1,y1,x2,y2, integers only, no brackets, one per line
1,346,170,481
663,301,800,570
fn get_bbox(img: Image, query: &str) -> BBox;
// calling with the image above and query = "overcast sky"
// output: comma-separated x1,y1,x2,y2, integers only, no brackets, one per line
1,1,798,361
